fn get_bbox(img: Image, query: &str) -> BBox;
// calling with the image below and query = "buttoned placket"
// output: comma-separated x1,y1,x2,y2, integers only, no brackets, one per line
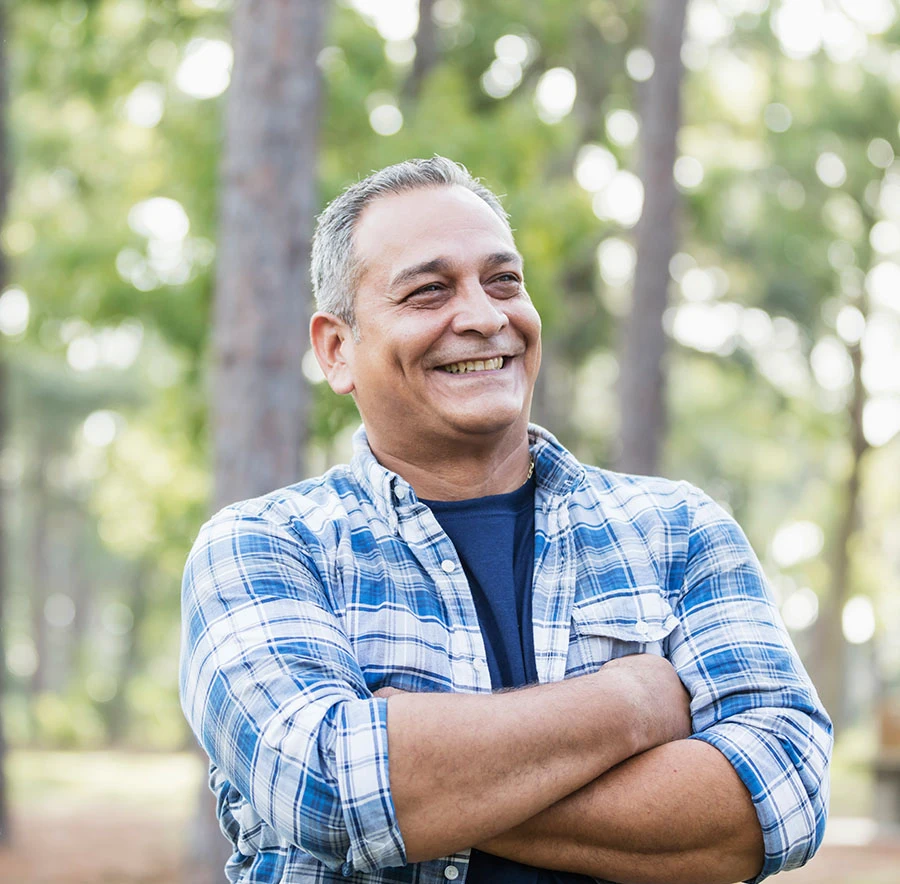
406,851,472,884
361,440,583,883
390,482,493,696
388,482,490,884
530,490,578,685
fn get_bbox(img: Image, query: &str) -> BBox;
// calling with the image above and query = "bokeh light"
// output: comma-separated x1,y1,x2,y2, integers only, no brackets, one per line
625,48,655,82
605,109,640,147
574,145,618,193
534,67,577,123
843,596,876,644
0,288,30,337
592,171,644,228
175,38,233,99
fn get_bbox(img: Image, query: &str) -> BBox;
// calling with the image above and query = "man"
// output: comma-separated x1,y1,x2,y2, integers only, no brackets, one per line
180,157,831,884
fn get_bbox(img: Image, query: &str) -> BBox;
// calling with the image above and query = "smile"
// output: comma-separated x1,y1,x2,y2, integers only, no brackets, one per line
439,357,505,374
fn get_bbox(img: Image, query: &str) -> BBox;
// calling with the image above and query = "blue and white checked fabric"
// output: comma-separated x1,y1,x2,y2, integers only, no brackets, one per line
180,424,832,884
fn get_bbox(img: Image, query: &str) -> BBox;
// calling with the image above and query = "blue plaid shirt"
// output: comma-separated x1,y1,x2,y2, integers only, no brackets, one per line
180,424,831,884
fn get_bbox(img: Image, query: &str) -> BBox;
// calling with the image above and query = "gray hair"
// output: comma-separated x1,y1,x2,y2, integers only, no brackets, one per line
310,156,511,329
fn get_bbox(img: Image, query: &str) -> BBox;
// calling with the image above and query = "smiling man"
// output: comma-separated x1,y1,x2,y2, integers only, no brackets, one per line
180,157,831,884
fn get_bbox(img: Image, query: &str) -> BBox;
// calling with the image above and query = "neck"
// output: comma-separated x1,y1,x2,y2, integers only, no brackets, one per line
367,426,533,501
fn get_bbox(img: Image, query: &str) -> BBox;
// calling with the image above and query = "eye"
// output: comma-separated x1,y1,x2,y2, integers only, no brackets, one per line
403,282,448,304
487,272,523,294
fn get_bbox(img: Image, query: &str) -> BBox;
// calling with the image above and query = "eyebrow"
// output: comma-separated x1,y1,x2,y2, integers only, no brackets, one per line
388,251,524,291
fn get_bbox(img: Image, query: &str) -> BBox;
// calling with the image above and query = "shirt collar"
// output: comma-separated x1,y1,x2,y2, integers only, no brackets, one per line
349,423,585,523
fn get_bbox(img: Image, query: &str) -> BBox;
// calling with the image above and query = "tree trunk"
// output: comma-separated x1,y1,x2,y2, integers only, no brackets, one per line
405,0,438,100
106,562,150,746
28,444,51,698
0,357,8,843
812,339,869,734
64,509,92,692
0,0,10,842
615,0,689,476
191,2,329,881
211,0,327,511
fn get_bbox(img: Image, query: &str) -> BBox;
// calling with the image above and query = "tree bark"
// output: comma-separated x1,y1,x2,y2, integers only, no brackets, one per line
615,0,689,476
0,0,10,841
0,363,7,845
106,562,149,746
811,339,869,735
211,0,327,511
63,509,92,692
192,2,329,881
405,0,439,100
28,443,51,698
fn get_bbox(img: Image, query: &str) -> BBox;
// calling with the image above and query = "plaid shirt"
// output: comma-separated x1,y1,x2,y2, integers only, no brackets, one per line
180,424,831,884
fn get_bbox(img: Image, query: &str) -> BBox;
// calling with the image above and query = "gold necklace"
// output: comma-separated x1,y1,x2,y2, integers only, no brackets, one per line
527,457,535,480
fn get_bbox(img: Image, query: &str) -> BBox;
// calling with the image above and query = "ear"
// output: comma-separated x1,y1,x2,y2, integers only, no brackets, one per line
310,311,356,395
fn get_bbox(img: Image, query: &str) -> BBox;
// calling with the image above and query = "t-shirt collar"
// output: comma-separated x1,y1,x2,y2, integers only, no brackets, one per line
350,423,585,524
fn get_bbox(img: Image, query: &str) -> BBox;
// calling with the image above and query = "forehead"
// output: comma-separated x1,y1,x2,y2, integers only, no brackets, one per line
352,185,516,285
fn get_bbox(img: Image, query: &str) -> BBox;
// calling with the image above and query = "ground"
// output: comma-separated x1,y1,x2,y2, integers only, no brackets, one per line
0,751,897,883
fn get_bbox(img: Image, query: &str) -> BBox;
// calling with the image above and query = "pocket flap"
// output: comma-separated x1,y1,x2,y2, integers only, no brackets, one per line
572,587,678,643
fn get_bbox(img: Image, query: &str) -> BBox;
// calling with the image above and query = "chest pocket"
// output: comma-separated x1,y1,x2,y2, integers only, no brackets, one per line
566,587,679,675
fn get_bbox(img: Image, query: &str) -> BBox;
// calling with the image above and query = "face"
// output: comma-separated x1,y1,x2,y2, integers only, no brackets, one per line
315,185,542,457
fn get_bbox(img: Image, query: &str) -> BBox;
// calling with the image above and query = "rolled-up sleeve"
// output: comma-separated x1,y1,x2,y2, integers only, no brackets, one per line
669,488,832,882
179,507,406,873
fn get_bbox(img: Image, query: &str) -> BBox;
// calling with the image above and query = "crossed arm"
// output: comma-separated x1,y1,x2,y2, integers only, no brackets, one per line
476,739,763,884
377,654,764,884
181,498,830,880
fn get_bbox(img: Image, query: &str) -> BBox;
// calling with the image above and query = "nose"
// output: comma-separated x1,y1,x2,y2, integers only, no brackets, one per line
450,278,509,337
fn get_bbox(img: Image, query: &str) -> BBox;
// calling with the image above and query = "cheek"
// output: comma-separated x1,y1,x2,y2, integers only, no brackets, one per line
393,322,449,361
514,303,542,346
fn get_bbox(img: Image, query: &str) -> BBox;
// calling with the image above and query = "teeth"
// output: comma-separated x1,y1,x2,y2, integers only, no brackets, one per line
441,357,505,374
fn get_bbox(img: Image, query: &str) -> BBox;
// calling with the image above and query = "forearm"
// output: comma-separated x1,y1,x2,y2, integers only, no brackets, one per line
385,659,688,863
477,739,764,884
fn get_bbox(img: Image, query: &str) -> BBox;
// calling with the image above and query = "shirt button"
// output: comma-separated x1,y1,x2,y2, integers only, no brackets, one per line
395,485,408,501
635,619,650,636
441,559,456,573
444,865,459,880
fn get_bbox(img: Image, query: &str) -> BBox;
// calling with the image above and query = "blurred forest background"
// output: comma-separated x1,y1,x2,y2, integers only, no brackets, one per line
1,0,899,882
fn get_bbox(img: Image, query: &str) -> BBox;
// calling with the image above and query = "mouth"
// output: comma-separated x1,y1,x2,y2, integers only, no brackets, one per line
438,356,507,374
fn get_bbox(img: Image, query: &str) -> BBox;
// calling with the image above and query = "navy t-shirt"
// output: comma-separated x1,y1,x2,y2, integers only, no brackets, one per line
424,479,593,884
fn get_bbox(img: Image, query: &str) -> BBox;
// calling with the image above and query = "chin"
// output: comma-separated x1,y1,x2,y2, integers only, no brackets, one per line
443,408,527,438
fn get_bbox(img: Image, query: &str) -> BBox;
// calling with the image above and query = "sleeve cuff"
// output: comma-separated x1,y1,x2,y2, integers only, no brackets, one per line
334,697,407,873
690,723,827,884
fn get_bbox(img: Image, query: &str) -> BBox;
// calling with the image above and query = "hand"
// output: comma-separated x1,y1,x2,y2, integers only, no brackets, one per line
600,654,692,751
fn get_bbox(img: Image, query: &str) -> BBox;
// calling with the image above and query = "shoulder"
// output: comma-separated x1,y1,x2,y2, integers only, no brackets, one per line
530,423,703,529
573,466,760,590
571,463,705,532
193,464,370,554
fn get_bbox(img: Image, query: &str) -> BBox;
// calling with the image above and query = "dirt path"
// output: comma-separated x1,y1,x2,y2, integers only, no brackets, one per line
1,803,898,884
780,841,900,884
1,752,897,884
0,805,183,884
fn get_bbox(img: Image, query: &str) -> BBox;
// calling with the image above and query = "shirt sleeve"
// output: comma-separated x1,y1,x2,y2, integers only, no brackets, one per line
669,488,832,883
179,507,407,874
